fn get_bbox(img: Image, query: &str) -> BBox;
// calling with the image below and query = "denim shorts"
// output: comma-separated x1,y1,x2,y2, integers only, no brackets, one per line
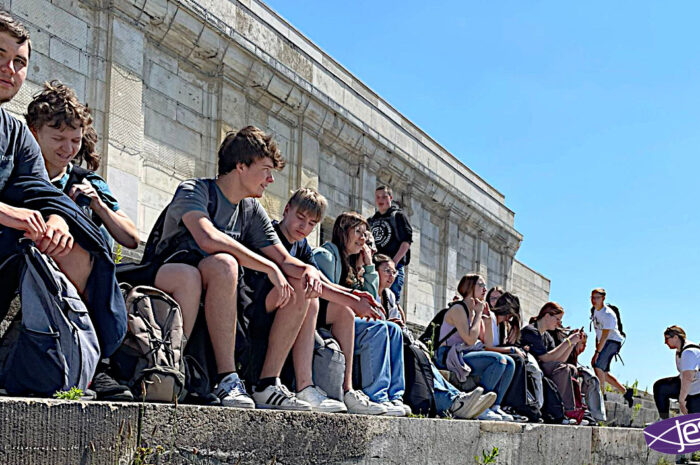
593,340,622,372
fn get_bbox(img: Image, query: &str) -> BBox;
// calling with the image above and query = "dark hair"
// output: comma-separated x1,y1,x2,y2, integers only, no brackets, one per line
457,274,482,299
0,11,31,59
530,301,564,325
331,212,368,288
486,286,505,310
217,125,285,176
25,80,100,170
375,185,393,196
373,253,393,268
493,292,521,344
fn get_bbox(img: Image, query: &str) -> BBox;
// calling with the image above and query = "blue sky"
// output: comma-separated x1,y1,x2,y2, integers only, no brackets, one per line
265,0,699,391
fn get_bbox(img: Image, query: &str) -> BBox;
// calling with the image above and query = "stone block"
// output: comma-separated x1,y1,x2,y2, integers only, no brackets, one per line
28,51,86,98
14,0,88,49
147,62,203,113
144,107,201,157
106,166,140,231
111,18,144,74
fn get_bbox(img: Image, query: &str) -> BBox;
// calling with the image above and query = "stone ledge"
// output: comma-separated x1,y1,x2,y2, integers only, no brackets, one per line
0,397,667,465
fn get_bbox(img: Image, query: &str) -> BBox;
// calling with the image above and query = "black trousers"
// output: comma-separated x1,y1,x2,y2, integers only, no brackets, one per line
653,376,700,417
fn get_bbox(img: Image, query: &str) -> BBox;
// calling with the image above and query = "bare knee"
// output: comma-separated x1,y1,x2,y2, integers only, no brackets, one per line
199,253,239,286
156,263,202,292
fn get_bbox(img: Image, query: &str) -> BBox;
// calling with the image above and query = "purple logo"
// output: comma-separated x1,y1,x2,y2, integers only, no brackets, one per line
644,413,700,455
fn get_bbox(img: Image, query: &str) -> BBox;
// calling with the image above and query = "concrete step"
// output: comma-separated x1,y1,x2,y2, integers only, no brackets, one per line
0,396,669,465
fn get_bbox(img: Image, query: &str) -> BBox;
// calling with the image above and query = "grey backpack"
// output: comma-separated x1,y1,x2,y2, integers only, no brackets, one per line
0,243,100,395
111,284,186,402
313,328,345,401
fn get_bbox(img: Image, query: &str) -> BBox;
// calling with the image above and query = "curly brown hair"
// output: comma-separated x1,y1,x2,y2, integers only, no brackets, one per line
25,80,100,170
217,125,285,176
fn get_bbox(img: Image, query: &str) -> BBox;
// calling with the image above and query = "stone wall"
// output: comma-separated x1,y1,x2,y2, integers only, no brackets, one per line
2,0,550,324
0,397,667,465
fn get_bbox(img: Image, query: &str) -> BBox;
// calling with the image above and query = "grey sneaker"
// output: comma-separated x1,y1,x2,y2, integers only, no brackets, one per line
449,387,484,419
214,373,255,409
296,385,347,413
344,390,387,415
252,382,312,411
491,405,514,422
478,408,504,421
391,399,412,415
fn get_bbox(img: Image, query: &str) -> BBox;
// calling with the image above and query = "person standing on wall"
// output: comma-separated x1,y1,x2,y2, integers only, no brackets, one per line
590,287,634,407
368,185,412,303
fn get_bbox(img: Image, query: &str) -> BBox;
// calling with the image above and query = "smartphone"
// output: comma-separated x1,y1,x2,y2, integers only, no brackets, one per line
76,193,92,208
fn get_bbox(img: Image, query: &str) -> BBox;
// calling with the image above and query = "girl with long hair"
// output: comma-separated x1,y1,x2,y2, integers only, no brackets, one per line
434,273,515,421
313,212,409,416
520,302,585,424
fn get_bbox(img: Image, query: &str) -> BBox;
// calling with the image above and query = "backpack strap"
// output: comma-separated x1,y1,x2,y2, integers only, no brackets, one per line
678,344,700,357
64,165,91,193
436,301,469,347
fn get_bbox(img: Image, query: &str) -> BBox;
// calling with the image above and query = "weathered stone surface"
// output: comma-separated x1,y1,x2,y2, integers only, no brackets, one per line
0,398,668,465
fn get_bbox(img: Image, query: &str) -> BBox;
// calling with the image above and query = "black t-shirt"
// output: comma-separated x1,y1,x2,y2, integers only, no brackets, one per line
0,108,47,197
368,204,413,266
520,324,555,359
272,220,318,267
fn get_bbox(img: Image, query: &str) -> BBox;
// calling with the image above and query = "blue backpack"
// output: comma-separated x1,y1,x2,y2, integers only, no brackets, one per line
0,242,101,395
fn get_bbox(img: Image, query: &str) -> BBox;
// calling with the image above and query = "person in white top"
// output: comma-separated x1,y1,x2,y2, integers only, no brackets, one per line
653,326,700,418
589,288,634,407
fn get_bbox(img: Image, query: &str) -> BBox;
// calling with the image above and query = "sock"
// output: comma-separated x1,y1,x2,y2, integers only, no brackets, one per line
216,371,235,384
255,377,278,392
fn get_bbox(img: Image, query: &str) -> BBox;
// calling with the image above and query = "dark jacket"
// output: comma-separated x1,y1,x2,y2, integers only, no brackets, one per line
368,204,413,266
0,176,127,356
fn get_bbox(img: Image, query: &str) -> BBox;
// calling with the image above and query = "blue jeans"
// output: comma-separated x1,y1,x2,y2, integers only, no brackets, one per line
436,346,515,406
431,363,461,415
354,318,405,403
390,264,405,303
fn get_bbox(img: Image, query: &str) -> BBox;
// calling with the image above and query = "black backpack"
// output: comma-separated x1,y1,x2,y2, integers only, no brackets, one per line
418,301,468,357
403,339,437,417
541,377,565,424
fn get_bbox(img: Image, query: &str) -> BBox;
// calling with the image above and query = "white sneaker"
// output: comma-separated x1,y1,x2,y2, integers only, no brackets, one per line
391,399,412,415
478,407,504,421
382,401,407,416
214,373,255,409
468,391,497,419
296,385,347,413
252,381,312,411
491,405,514,422
344,390,387,415
449,387,484,419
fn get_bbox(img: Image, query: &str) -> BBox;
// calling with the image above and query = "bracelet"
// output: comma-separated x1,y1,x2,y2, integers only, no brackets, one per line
566,338,572,347
510,347,515,354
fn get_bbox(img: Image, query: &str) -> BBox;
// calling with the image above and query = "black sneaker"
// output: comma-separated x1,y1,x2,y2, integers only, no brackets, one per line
91,371,134,401
623,388,634,408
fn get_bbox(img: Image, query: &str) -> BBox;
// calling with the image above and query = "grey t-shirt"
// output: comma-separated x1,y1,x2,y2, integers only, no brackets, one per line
0,108,47,196
154,178,279,258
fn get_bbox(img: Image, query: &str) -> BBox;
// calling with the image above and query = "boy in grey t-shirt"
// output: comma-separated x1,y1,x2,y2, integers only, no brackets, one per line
147,126,323,411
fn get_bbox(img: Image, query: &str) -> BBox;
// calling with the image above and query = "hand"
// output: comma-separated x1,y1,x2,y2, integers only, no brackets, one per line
353,294,382,320
302,265,323,299
351,289,381,308
359,244,373,266
267,266,294,309
569,332,582,345
591,353,598,366
0,204,46,241
36,215,74,257
68,182,102,210
680,398,688,415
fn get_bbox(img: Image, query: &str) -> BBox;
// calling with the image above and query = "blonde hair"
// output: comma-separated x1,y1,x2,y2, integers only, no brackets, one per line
286,188,327,221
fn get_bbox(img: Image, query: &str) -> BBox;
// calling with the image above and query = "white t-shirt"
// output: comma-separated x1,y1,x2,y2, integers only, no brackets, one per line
592,306,624,343
676,343,700,396
491,317,500,346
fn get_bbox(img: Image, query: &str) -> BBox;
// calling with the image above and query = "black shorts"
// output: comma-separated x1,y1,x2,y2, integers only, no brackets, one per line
115,249,207,286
